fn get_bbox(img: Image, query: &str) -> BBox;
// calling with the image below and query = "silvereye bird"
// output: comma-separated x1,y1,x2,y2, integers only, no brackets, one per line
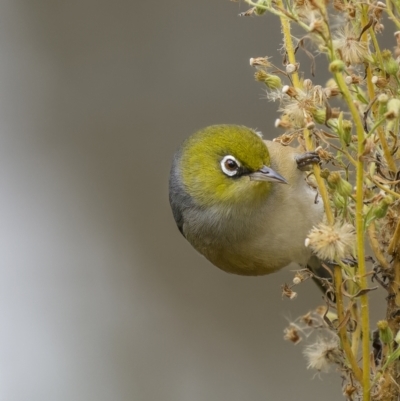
169,125,324,276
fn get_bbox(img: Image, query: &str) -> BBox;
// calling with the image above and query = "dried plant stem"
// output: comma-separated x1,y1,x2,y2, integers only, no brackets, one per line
368,176,400,200
351,302,361,358
378,128,397,173
367,20,384,73
367,222,390,270
388,220,400,308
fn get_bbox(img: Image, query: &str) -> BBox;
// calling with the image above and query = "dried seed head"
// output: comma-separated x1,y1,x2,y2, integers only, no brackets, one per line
325,79,340,96
333,0,346,11
343,384,357,399
375,23,384,33
274,118,293,129
309,18,325,34
273,133,297,145
360,137,375,159
373,2,385,21
250,56,272,68
333,25,370,65
303,78,313,90
282,284,298,300
238,7,256,17
305,120,316,129
284,325,302,344
278,86,326,129
347,3,356,18
345,74,362,85
282,85,298,97
306,222,356,260
330,108,340,118
302,312,319,327
303,335,341,372
316,147,333,162
371,75,389,88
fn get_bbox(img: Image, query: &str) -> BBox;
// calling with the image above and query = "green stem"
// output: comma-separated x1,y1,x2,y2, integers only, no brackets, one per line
334,265,364,382
387,0,400,30
335,71,371,400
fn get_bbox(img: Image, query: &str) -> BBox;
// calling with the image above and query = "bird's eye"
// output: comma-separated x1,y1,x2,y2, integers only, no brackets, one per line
221,155,240,176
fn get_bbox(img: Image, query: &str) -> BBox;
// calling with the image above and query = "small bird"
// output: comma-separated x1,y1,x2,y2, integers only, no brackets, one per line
169,125,324,276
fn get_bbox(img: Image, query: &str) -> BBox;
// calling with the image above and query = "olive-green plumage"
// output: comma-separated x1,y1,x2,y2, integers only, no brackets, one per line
169,125,323,276
181,125,272,207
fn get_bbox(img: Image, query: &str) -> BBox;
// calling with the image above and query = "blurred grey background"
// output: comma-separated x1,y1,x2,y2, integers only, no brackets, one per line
0,1,385,400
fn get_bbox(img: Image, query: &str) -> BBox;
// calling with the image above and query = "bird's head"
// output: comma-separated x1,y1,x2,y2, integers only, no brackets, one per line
177,125,287,208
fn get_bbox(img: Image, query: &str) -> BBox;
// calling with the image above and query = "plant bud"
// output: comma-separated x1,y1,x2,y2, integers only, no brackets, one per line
255,0,268,15
327,172,353,197
384,57,399,75
254,71,282,89
336,115,352,146
312,108,327,124
333,192,346,209
254,70,268,81
377,320,393,345
320,168,330,179
371,196,393,219
329,60,345,73
264,74,282,90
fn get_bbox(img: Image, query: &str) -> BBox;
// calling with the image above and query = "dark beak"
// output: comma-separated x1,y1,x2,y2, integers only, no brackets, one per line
249,165,288,184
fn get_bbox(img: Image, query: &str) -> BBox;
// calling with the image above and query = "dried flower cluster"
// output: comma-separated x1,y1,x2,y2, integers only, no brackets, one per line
235,0,400,399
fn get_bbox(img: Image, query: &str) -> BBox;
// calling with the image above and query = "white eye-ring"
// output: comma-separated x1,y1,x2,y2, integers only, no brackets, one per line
220,155,240,176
